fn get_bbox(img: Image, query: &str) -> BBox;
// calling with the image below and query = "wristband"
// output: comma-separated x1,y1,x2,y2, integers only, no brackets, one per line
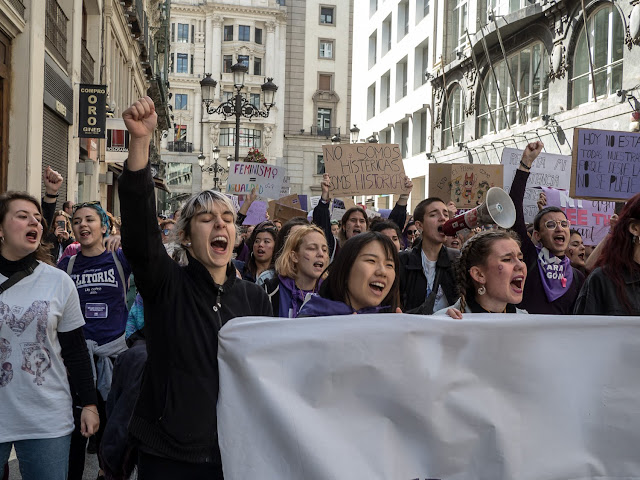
44,193,59,198
519,161,531,171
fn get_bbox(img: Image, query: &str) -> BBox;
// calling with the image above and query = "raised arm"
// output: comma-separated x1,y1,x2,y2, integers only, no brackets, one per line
389,175,413,229
312,173,336,257
41,166,64,228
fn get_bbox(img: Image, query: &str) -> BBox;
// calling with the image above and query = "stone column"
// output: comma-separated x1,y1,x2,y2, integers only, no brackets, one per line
211,14,222,80
265,21,276,78
205,14,213,74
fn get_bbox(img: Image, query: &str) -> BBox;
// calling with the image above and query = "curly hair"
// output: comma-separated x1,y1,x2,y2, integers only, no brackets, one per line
0,191,54,265
595,192,640,314
455,229,521,311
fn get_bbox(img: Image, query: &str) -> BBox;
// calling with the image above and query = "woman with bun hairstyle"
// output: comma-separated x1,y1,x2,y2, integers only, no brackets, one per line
439,230,528,318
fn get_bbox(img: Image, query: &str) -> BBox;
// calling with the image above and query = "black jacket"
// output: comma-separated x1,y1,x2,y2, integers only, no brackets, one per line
399,244,460,313
118,163,272,464
574,266,640,316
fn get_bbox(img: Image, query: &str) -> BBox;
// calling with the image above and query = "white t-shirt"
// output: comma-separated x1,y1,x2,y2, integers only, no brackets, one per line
421,250,450,312
0,261,85,442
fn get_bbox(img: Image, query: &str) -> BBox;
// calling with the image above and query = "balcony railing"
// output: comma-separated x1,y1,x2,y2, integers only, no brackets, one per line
45,0,68,67
309,126,341,137
7,0,25,17
81,39,95,83
166,141,193,153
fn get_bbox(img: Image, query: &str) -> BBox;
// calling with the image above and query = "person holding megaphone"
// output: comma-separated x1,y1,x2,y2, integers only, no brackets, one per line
508,141,585,314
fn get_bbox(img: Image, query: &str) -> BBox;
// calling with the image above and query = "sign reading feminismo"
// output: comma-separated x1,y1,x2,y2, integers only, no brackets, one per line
226,161,287,200
78,84,107,138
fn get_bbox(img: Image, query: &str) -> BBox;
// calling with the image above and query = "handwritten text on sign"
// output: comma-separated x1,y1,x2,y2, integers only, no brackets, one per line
226,161,287,200
502,148,572,223
571,128,640,200
541,187,614,246
322,144,409,196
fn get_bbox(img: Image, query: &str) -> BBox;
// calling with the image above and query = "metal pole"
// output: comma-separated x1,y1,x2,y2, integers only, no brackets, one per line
579,0,598,102
465,29,497,133
234,87,242,162
491,11,525,123
478,22,511,129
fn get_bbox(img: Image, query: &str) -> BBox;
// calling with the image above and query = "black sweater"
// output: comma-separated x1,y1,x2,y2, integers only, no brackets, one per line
118,163,272,464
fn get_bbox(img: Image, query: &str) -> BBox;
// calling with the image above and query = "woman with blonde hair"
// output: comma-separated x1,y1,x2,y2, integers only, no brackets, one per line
263,224,329,317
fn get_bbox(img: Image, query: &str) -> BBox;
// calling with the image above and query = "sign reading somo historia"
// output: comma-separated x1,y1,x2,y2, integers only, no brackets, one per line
321,143,409,196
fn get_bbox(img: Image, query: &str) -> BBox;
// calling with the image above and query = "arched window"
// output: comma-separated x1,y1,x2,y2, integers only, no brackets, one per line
442,84,465,149
571,5,624,107
478,42,549,137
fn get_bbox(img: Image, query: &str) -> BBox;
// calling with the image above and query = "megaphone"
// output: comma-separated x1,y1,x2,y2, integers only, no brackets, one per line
441,187,516,236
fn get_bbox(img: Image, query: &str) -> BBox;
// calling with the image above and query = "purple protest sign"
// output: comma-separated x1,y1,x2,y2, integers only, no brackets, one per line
541,187,615,246
298,195,308,212
242,200,268,225
378,209,392,219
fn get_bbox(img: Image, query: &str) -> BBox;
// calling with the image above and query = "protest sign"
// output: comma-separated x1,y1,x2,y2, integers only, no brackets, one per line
330,207,346,222
298,195,308,212
365,209,381,219
429,164,503,209
280,175,291,197
277,194,301,209
309,196,321,210
273,203,307,222
378,208,392,219
225,194,240,212
502,147,572,223
242,200,267,225
226,161,287,200
219,313,640,480
322,143,409,196
541,187,614,246
571,128,640,201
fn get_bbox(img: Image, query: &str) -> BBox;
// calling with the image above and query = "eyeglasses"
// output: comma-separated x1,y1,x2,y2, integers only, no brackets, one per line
544,219,570,230
406,230,418,236
72,201,101,214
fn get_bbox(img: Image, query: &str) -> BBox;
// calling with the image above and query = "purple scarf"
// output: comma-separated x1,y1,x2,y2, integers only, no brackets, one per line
536,246,573,302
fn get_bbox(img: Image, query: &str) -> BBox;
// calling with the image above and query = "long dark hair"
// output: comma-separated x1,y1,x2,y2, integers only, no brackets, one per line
455,230,521,311
595,192,640,314
319,231,400,311
247,220,278,277
339,207,370,243
0,191,54,265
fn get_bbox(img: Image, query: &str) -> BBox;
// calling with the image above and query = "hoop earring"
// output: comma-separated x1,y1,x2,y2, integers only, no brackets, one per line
477,286,486,296
634,235,640,245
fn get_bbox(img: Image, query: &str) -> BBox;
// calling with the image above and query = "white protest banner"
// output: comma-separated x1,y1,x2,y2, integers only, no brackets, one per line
280,175,291,197
502,147,572,223
330,207,346,222
571,128,640,201
218,313,640,480
224,194,240,212
226,162,287,200
541,187,615,246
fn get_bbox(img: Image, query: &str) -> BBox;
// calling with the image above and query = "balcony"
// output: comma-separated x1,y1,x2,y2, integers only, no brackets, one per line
45,0,68,68
81,39,95,83
308,126,341,138
166,141,193,153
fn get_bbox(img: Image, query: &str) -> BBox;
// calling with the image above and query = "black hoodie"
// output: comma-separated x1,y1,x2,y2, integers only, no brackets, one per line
118,163,272,464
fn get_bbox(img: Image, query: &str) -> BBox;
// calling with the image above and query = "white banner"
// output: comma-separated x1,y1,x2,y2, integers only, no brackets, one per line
218,313,640,480
226,161,287,200
502,147,572,223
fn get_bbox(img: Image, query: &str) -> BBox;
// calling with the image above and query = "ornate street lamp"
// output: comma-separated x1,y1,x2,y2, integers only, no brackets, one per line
200,145,228,191
350,124,360,143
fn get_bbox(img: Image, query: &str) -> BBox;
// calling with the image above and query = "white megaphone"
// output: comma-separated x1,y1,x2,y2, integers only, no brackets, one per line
441,187,516,236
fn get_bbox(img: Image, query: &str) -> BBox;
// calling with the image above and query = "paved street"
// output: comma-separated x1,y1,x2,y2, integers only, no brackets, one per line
7,448,100,480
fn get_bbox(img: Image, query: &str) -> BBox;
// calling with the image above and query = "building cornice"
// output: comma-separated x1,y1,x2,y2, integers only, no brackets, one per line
171,3,287,23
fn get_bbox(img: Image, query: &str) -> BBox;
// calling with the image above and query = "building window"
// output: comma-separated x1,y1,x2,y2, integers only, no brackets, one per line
442,84,465,149
166,163,193,187
317,154,325,175
223,55,233,73
317,108,332,135
478,42,549,136
175,93,188,110
171,23,175,42
370,0,378,17
222,91,233,102
220,128,262,147
238,55,249,68
176,53,188,73
400,121,409,158
450,0,468,60
191,25,195,43
381,71,391,110
382,14,392,56
250,93,261,108
320,6,335,24
417,0,429,20
224,25,233,41
571,5,624,108
177,23,189,43
254,57,262,76
398,1,409,41
396,58,408,100
367,82,376,119
487,0,527,18
239,25,250,41
369,31,377,69
255,28,263,44
190,54,194,74
319,40,334,59
174,124,187,142
414,40,429,88
318,73,332,90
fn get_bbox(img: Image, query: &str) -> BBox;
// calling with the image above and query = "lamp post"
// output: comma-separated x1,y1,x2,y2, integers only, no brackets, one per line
349,124,360,143
199,145,227,191
200,61,278,166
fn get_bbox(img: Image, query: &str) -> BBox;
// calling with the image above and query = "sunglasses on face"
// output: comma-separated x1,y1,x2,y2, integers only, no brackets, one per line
544,219,570,230
72,201,101,215
406,230,418,235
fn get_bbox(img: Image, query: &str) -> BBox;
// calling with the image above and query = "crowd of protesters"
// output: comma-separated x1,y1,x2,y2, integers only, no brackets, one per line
1,96,639,480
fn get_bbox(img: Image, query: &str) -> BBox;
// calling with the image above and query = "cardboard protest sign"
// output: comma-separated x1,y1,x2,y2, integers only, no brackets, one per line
322,143,409,196
277,194,301,209
541,187,615,246
571,128,640,201
273,203,307,222
502,147,572,223
242,200,267,225
429,164,503,209
219,313,640,480
226,162,287,200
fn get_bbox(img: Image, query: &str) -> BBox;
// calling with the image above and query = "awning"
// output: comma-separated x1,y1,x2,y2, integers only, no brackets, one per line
108,163,171,193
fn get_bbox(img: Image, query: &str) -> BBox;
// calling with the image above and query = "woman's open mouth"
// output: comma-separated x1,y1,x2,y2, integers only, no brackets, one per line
369,281,386,296
210,236,228,254
26,230,39,242
510,276,525,293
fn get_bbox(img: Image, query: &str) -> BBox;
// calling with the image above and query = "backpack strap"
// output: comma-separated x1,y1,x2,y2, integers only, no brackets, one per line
111,251,128,304
66,254,77,276
0,257,39,294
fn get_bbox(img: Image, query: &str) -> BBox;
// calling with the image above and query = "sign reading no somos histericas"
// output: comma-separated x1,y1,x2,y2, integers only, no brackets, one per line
226,162,287,200
322,143,409,197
